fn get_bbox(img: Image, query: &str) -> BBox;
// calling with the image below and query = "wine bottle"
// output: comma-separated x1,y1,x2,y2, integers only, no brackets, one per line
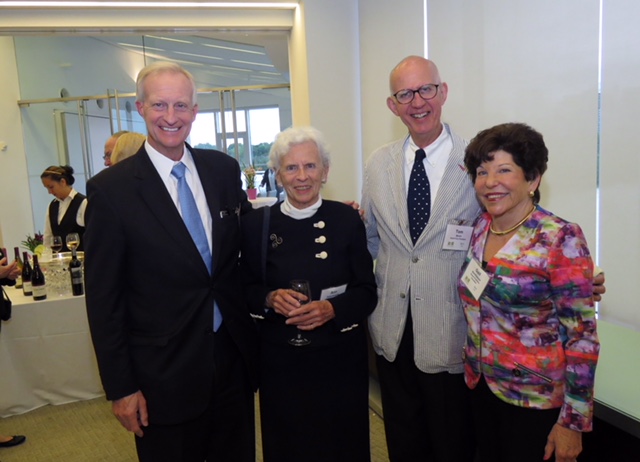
31,254,47,301
14,247,24,289
22,251,33,296
68,248,84,296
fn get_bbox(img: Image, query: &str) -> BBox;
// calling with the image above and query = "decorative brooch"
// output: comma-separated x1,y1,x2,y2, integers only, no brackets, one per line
270,233,283,248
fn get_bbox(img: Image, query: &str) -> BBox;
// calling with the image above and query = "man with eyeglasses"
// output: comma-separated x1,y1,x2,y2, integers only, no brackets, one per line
84,61,258,462
361,55,480,462
102,130,129,167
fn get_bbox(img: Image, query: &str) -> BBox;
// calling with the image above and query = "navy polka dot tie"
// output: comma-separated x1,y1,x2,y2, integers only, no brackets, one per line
407,148,431,245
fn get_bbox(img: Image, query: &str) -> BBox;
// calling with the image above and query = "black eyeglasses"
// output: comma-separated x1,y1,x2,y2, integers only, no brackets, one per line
393,84,440,104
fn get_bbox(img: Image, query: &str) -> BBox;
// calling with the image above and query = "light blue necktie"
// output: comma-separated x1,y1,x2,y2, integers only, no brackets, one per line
171,162,222,331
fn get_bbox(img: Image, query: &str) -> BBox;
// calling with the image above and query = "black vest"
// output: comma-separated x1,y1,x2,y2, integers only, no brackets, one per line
49,193,86,252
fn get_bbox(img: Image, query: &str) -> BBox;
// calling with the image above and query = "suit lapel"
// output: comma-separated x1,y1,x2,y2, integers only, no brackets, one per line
387,136,414,247
430,125,469,220
133,148,210,278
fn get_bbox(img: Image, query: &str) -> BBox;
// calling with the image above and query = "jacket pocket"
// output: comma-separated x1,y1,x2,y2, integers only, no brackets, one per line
512,361,553,383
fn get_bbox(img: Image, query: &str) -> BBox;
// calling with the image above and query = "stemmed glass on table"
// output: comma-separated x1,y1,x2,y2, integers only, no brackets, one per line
288,279,312,347
66,233,80,252
50,236,63,254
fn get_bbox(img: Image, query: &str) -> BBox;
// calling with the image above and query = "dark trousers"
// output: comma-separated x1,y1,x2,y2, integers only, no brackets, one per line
134,324,255,462
470,376,560,462
376,312,476,462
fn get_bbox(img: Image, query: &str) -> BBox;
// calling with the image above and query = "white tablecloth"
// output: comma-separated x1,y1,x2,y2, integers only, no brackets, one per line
249,197,277,208
0,289,104,417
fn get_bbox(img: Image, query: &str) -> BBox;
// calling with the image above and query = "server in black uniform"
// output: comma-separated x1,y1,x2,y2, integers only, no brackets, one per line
40,165,87,251
241,126,377,462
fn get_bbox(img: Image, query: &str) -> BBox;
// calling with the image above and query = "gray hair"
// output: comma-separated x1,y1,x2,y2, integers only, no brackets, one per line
136,61,198,104
269,126,331,171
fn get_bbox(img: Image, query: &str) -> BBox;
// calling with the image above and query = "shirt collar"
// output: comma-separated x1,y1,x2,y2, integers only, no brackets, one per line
406,125,450,167
145,141,193,179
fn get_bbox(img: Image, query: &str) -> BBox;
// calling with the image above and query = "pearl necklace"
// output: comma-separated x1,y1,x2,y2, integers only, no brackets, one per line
489,205,536,236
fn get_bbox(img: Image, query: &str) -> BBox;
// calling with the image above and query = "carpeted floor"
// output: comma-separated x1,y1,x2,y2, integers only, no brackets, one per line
2,390,639,461
0,395,390,462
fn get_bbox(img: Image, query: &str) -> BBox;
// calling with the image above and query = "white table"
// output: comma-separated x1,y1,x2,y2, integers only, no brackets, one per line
0,289,104,417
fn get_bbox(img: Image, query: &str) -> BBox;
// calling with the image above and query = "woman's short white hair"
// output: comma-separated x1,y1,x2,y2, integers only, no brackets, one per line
268,126,331,171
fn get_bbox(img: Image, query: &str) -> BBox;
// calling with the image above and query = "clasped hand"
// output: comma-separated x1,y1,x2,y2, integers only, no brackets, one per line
266,289,335,331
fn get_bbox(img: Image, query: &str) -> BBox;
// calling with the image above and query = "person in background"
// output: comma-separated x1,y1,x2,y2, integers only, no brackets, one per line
0,249,27,449
110,132,146,165
40,165,87,252
259,167,272,195
103,130,129,167
0,434,26,448
84,61,258,462
460,122,599,462
241,126,377,462
361,55,606,462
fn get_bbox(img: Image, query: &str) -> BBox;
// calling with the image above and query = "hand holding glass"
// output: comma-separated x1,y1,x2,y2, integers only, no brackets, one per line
288,279,312,347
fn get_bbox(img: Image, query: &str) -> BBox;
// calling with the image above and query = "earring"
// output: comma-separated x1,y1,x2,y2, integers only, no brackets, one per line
528,191,534,197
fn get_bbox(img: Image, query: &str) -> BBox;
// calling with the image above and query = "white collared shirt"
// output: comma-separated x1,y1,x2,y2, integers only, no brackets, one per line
43,188,87,245
403,125,453,204
145,141,213,254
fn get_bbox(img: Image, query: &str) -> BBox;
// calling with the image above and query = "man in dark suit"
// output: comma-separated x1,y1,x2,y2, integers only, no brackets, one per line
84,61,258,462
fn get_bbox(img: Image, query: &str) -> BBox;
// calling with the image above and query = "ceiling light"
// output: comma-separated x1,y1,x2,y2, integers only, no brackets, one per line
174,51,223,61
117,43,164,52
145,35,193,44
201,43,264,55
0,2,298,8
231,59,274,68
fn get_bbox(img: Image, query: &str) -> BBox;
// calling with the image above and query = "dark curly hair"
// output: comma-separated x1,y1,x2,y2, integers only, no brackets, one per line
40,165,76,186
464,123,548,203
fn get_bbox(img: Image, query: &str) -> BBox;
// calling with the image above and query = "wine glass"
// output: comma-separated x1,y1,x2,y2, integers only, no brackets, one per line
51,236,63,254
66,233,80,252
288,279,312,347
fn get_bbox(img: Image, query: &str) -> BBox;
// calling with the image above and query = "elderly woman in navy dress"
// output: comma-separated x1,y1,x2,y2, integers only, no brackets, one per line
241,126,377,462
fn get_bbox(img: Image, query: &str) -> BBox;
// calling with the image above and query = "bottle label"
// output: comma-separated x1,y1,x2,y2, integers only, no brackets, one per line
71,268,83,284
16,275,23,288
32,284,46,299
23,281,32,295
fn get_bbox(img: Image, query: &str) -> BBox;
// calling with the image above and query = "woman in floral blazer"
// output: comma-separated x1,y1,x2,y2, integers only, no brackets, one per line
459,123,599,462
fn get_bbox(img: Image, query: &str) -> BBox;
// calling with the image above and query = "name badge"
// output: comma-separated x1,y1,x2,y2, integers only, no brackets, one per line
320,284,347,300
442,223,472,251
460,258,489,300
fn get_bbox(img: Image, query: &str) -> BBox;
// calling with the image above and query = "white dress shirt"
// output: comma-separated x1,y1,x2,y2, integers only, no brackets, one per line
145,141,213,255
403,125,453,204
43,188,87,245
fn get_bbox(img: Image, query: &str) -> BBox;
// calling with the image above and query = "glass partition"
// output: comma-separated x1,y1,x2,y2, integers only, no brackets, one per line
13,34,291,232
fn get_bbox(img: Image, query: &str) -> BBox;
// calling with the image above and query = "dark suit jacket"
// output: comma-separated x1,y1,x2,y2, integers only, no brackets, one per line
84,144,258,425
240,200,377,347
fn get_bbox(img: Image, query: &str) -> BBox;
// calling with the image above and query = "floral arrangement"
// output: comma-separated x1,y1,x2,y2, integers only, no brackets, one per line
243,164,257,189
22,232,44,252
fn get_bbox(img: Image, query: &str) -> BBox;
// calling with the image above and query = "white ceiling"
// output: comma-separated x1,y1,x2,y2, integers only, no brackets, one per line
95,30,290,88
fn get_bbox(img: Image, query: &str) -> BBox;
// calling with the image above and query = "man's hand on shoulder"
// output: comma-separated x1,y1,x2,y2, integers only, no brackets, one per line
343,200,365,220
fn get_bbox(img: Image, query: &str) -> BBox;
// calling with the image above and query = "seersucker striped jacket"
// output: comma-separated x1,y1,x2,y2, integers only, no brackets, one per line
362,124,481,374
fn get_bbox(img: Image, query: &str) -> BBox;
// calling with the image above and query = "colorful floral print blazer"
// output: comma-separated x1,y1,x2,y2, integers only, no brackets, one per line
458,206,600,432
